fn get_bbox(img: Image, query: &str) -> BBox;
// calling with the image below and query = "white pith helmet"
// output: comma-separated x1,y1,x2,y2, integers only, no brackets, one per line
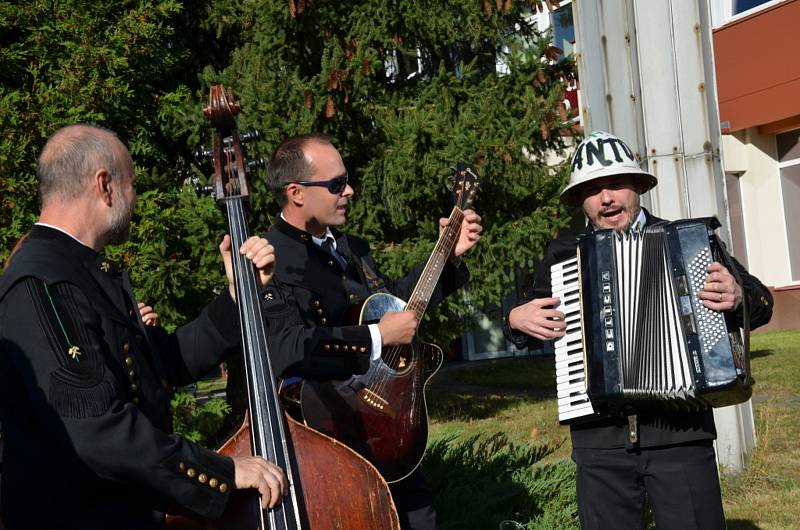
560,131,657,206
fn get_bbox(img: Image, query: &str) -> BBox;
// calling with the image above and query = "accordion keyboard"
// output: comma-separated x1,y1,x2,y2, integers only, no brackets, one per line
551,257,595,422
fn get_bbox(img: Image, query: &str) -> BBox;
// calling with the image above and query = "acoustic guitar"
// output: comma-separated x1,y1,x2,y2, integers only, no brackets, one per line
283,163,480,483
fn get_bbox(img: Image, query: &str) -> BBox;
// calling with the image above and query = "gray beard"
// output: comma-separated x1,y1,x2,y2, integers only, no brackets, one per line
106,202,132,246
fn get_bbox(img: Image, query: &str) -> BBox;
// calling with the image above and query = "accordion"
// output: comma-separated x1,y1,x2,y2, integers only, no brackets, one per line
553,218,751,424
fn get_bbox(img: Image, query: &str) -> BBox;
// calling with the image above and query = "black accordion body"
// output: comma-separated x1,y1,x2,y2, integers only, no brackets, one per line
553,218,751,424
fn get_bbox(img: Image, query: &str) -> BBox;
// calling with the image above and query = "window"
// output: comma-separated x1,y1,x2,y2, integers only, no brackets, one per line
734,0,774,15
778,129,800,281
551,3,575,57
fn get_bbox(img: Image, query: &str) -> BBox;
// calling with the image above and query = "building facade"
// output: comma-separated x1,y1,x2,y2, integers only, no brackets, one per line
712,0,800,331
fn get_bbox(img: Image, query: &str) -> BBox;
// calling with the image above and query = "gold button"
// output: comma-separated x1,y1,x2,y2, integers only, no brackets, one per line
351,345,357,351
324,344,330,351
359,346,366,353
124,356,134,366
320,317,327,325
349,294,357,301
130,383,138,393
334,344,340,351
122,342,130,353
327,260,334,267
128,370,136,379
219,483,228,493
187,468,196,478
179,462,186,471
198,473,208,483
313,300,320,308
209,478,219,487
316,309,323,315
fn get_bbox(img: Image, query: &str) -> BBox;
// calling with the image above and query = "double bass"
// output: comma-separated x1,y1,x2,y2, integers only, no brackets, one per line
169,85,400,529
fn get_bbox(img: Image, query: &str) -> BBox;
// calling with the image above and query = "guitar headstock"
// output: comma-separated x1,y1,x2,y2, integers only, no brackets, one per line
450,162,480,210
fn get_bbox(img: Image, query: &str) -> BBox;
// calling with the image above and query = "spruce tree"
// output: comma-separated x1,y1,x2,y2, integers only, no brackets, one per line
184,0,578,346
1,0,577,346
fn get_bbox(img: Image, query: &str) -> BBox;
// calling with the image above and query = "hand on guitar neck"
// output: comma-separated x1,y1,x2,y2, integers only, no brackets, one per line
439,208,482,258
377,310,418,346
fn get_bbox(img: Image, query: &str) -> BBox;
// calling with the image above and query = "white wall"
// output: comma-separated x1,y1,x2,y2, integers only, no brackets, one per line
722,129,793,286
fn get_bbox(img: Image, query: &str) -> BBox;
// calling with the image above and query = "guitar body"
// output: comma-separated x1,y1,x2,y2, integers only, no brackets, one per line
290,292,443,483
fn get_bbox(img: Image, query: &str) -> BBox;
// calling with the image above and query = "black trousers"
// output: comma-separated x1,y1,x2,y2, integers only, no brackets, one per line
572,440,725,530
389,468,437,530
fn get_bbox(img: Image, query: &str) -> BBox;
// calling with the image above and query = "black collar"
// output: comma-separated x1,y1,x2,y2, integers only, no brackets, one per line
28,225,122,278
273,215,344,246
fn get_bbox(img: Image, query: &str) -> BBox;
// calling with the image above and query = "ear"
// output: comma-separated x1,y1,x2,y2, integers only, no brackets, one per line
93,169,114,207
285,183,305,207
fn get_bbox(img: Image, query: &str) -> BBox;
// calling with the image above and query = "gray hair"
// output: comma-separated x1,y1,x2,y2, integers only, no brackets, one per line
37,124,125,205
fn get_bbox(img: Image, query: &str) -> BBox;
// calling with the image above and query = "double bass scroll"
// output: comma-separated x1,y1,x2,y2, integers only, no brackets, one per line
167,85,399,530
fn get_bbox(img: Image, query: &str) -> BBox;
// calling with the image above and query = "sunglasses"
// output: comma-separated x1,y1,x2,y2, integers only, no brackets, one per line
293,173,349,195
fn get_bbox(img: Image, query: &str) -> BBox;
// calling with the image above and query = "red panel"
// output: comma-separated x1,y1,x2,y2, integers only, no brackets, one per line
714,0,800,132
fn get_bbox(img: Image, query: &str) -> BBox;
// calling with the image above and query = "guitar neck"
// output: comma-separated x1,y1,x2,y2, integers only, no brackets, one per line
405,206,464,320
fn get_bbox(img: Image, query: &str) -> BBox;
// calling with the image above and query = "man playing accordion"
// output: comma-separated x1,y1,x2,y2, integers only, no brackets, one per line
504,131,773,530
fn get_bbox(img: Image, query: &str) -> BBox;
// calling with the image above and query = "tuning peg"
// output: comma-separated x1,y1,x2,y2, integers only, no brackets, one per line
247,155,266,172
188,174,214,197
240,129,261,143
194,146,212,163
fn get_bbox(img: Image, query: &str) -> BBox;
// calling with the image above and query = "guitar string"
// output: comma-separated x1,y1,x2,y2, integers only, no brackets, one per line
370,211,461,396
368,209,464,403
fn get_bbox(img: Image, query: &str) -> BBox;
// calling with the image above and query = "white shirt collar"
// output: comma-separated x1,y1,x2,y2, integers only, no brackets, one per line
311,227,336,248
631,208,647,233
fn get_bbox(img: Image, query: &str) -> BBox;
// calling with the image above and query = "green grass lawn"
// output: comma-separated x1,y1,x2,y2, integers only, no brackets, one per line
425,329,800,529
189,330,800,528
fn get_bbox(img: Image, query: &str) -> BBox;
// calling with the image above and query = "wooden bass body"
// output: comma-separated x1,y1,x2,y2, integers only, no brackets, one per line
167,412,400,529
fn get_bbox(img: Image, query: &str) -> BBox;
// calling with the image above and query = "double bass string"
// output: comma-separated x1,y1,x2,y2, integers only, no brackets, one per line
226,191,301,529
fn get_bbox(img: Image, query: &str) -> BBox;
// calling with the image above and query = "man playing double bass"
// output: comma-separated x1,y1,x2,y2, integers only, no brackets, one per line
250,133,482,529
0,124,287,529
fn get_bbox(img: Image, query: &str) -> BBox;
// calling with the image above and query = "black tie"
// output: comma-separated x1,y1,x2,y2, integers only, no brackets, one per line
321,237,348,268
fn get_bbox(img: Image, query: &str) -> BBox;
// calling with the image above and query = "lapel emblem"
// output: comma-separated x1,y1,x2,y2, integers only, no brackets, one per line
100,261,111,273
67,345,82,361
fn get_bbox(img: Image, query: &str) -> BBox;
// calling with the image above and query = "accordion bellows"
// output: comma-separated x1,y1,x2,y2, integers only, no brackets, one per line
554,218,752,424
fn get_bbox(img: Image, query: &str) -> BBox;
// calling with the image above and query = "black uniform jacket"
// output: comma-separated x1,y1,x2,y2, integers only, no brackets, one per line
0,226,239,529
503,209,774,449
261,215,470,380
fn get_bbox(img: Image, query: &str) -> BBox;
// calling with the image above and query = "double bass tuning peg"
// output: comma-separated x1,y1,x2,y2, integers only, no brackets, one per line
187,173,215,198
194,146,212,163
247,155,266,172
239,129,261,144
